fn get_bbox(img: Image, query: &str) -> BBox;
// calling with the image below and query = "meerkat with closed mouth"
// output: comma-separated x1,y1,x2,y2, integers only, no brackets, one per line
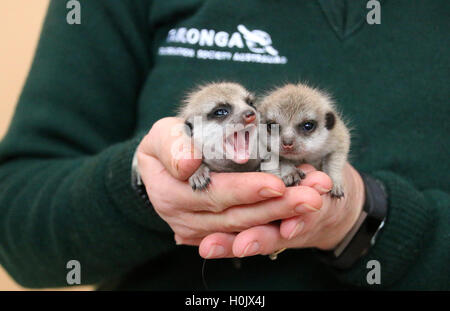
258,83,350,198
178,82,261,191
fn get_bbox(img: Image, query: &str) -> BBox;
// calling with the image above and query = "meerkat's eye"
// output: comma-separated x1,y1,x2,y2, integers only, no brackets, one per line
207,103,232,120
299,120,317,133
213,108,229,117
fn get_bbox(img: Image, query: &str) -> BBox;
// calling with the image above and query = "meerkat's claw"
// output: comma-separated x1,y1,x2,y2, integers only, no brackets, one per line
281,167,305,187
330,184,345,198
298,168,306,179
189,165,211,191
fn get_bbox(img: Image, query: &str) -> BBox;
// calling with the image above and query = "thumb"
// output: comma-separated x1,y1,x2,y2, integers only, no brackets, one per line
138,117,202,181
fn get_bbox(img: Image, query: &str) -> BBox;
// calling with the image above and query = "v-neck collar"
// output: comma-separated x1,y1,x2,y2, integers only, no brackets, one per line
318,0,369,40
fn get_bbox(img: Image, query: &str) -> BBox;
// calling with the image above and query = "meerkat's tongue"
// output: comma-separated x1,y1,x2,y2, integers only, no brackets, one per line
231,130,250,164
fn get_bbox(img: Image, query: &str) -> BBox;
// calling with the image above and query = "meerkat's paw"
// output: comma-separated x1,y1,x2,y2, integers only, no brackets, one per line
189,165,211,191
330,183,345,198
281,167,306,187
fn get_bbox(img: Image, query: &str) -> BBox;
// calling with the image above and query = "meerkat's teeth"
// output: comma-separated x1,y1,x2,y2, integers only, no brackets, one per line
177,82,263,192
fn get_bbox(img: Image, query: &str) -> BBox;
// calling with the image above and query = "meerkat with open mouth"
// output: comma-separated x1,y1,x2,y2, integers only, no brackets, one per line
178,82,261,191
258,83,350,198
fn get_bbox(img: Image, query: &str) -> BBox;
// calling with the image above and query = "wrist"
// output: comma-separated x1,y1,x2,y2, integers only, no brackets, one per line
315,171,388,269
321,165,365,250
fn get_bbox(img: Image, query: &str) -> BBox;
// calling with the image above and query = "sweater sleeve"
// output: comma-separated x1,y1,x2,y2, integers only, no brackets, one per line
0,0,174,288
328,170,450,289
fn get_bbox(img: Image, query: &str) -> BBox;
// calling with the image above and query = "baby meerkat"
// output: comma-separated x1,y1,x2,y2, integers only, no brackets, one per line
258,83,350,198
178,82,261,191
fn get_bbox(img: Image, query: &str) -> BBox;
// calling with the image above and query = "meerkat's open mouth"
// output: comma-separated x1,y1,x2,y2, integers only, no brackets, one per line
224,125,255,164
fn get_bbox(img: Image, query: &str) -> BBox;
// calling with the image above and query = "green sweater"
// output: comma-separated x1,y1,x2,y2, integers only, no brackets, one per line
0,0,448,290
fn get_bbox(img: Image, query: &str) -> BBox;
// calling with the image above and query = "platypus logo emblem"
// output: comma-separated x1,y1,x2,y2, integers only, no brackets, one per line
237,24,279,56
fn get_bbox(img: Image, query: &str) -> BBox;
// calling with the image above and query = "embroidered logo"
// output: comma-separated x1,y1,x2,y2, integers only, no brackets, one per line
158,24,287,64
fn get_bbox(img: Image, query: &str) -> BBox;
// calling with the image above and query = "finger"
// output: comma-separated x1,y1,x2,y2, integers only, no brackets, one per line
300,171,333,195
191,185,323,232
139,153,206,210
199,233,237,259
279,196,342,241
279,215,312,241
140,156,286,215
200,171,286,212
232,224,288,257
298,163,317,174
139,117,202,181
174,234,202,246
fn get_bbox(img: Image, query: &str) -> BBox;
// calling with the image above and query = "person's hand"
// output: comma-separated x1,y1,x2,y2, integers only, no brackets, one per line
136,117,329,248
198,163,365,258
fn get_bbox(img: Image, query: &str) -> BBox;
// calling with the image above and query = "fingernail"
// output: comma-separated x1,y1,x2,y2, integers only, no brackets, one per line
295,204,319,213
288,221,305,240
314,185,331,193
241,241,260,257
258,188,283,198
206,245,225,258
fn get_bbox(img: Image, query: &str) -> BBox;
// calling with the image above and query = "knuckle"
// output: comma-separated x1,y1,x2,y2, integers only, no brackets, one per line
240,215,258,229
136,151,146,165
221,218,235,232
220,213,239,232
176,225,201,239
208,204,224,214
151,201,165,214
150,191,174,213
205,190,228,213
224,208,257,231
233,219,253,232
152,206,173,223
151,117,170,133
148,118,175,142
154,202,172,216
201,196,220,213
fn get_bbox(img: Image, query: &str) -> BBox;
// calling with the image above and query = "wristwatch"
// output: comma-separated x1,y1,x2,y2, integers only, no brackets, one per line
131,149,152,208
316,173,388,269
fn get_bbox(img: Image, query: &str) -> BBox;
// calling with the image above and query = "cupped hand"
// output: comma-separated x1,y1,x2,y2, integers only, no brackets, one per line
137,118,329,246
198,163,365,258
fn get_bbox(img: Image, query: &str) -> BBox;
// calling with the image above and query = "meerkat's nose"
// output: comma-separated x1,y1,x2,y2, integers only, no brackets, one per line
282,139,294,150
243,110,256,124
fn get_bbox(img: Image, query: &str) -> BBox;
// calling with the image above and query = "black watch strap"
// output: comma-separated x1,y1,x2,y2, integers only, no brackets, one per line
316,173,388,269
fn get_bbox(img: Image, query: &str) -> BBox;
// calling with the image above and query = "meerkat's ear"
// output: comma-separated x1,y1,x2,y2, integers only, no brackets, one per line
245,93,256,109
325,112,335,130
